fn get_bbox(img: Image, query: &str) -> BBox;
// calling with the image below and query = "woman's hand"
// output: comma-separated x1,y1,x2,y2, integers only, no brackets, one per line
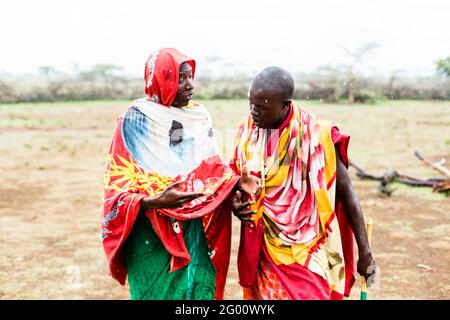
238,165,261,201
141,180,205,209
231,190,256,228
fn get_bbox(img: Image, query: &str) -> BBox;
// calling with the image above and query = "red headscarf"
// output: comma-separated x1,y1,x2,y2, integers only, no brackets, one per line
144,48,196,106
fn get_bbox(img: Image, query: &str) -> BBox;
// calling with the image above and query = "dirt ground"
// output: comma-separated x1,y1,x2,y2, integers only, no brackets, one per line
0,99,449,300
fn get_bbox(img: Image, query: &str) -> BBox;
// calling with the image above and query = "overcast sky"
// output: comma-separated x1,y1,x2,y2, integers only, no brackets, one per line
1,0,449,76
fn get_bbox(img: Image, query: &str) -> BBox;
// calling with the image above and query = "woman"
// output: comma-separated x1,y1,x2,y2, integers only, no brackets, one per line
101,48,258,300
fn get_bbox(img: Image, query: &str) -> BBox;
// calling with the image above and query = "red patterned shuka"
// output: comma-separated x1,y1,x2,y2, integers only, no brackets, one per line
102,48,238,300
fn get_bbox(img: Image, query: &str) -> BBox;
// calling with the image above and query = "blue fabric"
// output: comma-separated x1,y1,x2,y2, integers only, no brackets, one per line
122,107,197,175
122,107,154,172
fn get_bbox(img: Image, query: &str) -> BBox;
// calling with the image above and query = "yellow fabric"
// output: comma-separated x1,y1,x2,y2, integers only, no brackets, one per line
318,120,336,186
234,104,348,295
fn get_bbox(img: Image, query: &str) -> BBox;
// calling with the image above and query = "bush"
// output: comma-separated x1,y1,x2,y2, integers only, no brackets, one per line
1,70,449,103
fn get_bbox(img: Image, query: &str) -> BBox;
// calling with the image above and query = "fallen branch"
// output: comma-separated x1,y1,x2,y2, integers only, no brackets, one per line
414,149,450,178
349,160,449,196
434,180,450,193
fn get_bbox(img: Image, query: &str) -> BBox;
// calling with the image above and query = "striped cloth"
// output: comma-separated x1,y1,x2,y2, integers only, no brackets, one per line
232,103,355,299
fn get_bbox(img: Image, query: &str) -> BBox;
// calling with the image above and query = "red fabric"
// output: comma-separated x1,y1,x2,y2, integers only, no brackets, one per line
331,125,355,297
102,117,148,285
102,117,237,300
237,219,264,287
331,125,350,166
146,160,239,300
144,48,196,106
237,124,355,299
266,103,293,156
243,246,331,300
265,247,331,300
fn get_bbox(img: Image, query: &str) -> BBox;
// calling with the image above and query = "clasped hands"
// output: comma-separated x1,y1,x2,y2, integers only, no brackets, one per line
141,165,261,213
231,165,261,227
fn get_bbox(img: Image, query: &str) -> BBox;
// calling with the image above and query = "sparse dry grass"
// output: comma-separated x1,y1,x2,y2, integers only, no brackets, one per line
0,99,449,299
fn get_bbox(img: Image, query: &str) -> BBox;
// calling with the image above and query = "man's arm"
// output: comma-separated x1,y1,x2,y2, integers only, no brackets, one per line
335,146,376,285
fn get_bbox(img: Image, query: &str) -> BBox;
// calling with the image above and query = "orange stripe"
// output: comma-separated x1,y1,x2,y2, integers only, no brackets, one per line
327,172,336,190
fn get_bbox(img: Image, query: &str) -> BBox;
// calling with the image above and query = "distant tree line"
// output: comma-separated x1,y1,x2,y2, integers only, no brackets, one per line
0,57,449,103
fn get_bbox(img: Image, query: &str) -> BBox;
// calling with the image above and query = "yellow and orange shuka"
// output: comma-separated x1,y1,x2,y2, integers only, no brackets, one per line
231,103,355,300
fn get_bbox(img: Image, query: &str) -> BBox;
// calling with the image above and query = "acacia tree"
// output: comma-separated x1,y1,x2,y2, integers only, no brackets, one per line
435,56,450,77
387,69,405,99
339,42,378,103
80,64,122,83
38,65,57,80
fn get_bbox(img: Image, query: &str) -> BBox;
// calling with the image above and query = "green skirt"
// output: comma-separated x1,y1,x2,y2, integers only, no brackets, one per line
123,212,216,300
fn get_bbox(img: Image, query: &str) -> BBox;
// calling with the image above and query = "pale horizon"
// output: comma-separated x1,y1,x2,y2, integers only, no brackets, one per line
1,0,449,77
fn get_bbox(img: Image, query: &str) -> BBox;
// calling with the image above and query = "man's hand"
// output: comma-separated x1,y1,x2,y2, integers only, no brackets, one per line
142,180,205,209
238,165,261,201
357,251,377,287
231,190,256,227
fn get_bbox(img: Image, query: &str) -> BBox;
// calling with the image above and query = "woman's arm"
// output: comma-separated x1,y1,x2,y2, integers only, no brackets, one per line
140,180,205,210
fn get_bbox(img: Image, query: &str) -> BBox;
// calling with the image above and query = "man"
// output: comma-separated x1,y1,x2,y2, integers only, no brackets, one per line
230,66,376,300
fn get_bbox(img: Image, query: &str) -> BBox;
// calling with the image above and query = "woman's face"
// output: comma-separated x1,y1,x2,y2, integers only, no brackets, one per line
171,62,194,107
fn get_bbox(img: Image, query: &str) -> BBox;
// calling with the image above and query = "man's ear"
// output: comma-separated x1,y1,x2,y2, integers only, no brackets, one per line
283,99,292,107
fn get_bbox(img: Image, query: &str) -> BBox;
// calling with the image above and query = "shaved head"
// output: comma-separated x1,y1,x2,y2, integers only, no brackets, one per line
248,66,294,129
250,66,294,101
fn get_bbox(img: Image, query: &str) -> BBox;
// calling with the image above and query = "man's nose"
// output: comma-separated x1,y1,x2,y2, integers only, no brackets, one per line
250,105,259,116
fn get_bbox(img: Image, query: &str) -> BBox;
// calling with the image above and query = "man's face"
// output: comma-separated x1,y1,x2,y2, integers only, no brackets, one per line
172,62,194,107
249,88,288,129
